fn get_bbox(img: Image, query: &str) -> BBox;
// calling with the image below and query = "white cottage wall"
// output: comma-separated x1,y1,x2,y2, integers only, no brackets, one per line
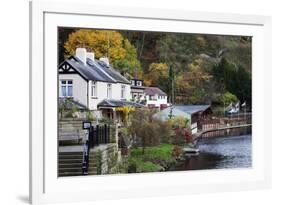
59,74,88,107
88,81,131,110
88,81,107,110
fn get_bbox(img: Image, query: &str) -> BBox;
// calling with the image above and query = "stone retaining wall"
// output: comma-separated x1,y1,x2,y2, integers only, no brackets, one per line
88,143,120,175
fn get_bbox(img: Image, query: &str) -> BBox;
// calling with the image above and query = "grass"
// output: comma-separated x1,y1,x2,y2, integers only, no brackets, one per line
128,144,177,173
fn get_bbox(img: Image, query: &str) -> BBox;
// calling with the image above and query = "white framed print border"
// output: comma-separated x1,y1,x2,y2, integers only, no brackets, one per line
30,1,272,204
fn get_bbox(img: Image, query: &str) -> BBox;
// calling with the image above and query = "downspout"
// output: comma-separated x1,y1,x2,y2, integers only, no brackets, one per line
87,80,89,109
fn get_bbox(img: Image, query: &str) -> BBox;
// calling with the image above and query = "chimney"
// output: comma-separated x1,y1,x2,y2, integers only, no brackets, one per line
86,52,95,62
75,48,87,65
99,57,110,66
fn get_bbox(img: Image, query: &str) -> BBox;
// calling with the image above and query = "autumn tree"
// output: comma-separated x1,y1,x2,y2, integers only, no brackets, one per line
129,108,173,154
129,108,159,154
64,29,141,75
144,63,168,86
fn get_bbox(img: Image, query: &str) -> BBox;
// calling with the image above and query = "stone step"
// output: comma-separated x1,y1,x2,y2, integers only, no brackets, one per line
59,167,82,172
59,152,83,156
59,163,83,168
59,155,83,160
59,158,83,163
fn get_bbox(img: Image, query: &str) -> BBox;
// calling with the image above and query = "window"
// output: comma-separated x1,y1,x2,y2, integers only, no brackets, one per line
131,80,135,86
107,84,112,99
121,85,126,99
149,95,157,100
137,81,142,86
61,80,73,97
91,81,97,97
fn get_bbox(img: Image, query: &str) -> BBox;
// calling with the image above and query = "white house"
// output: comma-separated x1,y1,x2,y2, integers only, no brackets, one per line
58,48,142,120
144,87,168,109
130,78,145,103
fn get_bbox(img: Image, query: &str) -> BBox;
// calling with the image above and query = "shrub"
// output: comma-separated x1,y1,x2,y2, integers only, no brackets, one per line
86,111,95,121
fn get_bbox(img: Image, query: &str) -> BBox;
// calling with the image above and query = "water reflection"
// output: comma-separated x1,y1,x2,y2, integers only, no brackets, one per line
172,135,252,171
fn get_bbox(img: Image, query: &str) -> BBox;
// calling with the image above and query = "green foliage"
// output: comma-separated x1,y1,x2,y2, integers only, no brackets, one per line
59,98,78,118
168,116,190,129
99,117,113,125
86,111,95,121
213,58,252,104
128,144,177,172
219,91,238,105
113,39,142,76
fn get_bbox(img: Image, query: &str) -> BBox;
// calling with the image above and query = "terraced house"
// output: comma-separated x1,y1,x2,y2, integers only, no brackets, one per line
58,48,143,121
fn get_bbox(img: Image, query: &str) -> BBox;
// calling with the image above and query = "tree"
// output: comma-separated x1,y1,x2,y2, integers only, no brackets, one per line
144,63,169,86
175,58,213,104
129,108,173,154
219,92,238,106
143,63,172,101
213,58,251,105
64,29,141,75
129,108,159,154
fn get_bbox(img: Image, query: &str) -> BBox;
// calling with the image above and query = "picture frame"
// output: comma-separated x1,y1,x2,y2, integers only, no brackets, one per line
29,1,272,204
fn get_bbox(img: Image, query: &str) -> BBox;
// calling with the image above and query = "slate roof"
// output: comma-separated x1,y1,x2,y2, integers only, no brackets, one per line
97,99,144,108
153,106,191,121
144,87,167,96
96,60,130,84
174,105,211,115
59,56,130,84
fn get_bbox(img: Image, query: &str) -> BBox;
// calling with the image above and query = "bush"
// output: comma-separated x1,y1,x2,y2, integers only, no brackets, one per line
173,127,193,145
219,91,238,106
86,111,95,121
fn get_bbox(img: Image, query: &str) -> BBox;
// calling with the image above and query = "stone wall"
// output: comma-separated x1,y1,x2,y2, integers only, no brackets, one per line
88,143,120,175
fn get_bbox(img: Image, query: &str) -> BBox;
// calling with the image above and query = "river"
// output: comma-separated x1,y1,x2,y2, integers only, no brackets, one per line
171,134,252,171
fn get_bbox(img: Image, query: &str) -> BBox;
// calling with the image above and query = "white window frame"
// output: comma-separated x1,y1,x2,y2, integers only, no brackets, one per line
107,83,112,99
121,85,126,99
137,81,142,86
91,81,97,97
60,80,73,97
131,80,135,86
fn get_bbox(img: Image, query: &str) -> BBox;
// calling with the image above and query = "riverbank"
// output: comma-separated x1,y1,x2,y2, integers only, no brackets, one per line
127,144,178,173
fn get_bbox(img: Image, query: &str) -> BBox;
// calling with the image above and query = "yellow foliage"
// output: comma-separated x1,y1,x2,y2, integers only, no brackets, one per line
64,29,127,64
116,106,135,124
187,59,212,84
144,63,169,86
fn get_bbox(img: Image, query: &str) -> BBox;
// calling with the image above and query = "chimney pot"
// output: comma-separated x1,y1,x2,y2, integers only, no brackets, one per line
75,48,87,65
86,52,95,62
99,57,110,66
